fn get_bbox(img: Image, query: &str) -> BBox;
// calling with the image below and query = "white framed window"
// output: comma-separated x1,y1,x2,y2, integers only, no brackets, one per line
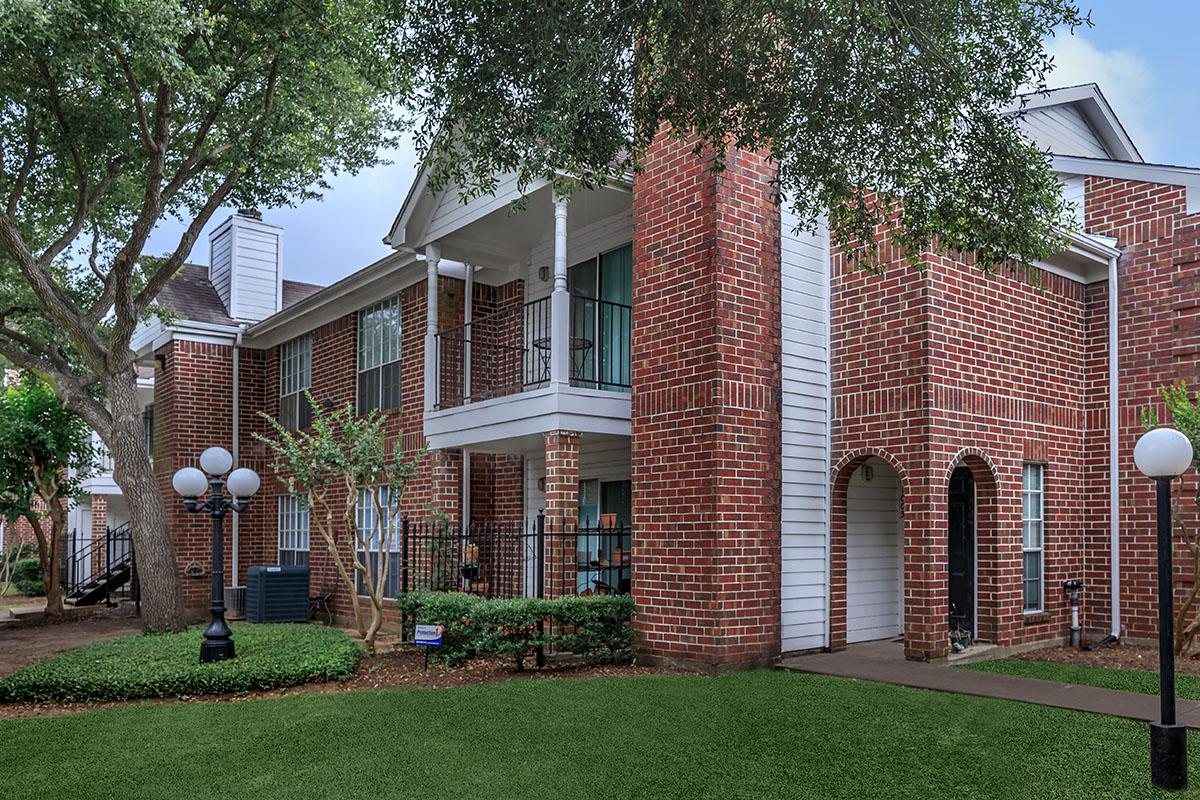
355,486,402,597
279,333,312,430
1022,463,1045,613
357,296,402,415
277,494,310,566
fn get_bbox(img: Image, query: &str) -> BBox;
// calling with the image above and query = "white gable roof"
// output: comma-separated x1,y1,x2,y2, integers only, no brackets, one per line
1004,83,1142,163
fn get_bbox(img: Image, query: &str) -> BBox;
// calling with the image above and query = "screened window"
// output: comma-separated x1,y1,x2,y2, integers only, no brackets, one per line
1022,463,1045,613
357,296,402,415
355,486,402,597
279,334,312,430
277,495,310,566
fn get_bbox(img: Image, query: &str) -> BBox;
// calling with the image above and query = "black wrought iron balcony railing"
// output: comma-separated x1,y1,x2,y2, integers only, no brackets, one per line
434,294,631,410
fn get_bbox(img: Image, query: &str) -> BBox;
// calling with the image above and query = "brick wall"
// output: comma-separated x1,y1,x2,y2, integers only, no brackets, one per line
1084,177,1200,642
631,128,783,669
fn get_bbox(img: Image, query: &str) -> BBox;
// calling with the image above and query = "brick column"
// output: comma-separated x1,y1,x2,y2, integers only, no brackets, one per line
428,449,463,527
90,495,109,579
631,128,782,669
544,431,579,598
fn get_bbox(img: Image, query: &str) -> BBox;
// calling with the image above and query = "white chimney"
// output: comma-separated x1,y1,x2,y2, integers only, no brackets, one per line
208,209,284,322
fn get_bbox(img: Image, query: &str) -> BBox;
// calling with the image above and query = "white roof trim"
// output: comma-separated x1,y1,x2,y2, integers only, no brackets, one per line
1005,83,1142,163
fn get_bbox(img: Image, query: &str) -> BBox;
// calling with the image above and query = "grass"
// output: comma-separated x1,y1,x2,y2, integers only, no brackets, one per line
963,657,1200,701
1,670,1196,800
0,623,360,702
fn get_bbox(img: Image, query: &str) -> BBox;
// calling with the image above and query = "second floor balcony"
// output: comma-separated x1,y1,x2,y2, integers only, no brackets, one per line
434,293,631,410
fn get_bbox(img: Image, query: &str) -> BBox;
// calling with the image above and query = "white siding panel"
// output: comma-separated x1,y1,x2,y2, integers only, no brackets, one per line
780,208,831,654
846,458,903,643
1060,173,1086,230
1017,106,1109,159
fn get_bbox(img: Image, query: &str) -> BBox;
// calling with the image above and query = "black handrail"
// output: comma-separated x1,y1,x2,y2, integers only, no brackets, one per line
64,522,134,597
434,293,632,408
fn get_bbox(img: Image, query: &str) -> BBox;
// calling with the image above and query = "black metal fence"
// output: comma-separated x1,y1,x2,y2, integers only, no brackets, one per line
394,512,631,602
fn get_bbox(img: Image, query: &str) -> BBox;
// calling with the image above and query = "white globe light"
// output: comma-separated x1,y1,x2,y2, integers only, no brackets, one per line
172,467,209,498
1134,428,1194,479
199,446,233,476
226,468,261,499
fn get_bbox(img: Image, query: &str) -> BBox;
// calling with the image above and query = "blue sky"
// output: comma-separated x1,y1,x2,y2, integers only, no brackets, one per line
145,4,1197,287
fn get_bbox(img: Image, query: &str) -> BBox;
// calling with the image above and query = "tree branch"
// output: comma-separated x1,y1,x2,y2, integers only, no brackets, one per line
5,110,39,217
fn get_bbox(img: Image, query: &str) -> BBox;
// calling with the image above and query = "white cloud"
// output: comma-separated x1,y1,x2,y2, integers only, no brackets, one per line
1043,33,1158,159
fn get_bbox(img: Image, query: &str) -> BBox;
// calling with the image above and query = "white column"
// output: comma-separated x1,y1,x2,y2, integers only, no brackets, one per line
550,199,570,385
424,241,441,413
463,263,474,402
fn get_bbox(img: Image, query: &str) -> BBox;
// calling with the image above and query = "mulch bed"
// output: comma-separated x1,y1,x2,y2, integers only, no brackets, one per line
0,645,686,721
1016,642,1200,676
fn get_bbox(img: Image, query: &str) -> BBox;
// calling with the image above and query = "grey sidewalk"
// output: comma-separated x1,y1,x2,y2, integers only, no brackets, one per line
779,639,1200,728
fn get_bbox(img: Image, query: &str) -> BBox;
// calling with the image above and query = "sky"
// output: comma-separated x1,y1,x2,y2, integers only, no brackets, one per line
144,2,1199,287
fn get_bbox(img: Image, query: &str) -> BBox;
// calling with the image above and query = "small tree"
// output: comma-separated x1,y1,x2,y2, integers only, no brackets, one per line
1145,382,1200,656
0,374,95,617
257,396,423,652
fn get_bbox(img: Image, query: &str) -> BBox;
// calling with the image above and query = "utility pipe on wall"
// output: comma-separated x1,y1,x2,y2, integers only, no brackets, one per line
231,325,245,584
1108,254,1121,639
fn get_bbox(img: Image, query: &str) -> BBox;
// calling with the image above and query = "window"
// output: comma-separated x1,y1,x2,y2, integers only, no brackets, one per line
357,296,402,415
277,495,310,566
1022,463,1045,613
279,334,312,430
355,486,402,597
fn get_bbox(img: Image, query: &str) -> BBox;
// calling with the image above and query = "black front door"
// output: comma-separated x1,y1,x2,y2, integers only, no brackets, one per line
948,466,976,637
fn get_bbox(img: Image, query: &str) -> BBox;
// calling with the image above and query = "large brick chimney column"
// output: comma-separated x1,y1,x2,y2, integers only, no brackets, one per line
630,129,783,670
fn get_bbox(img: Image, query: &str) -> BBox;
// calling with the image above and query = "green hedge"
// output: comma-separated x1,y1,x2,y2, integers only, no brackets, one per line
10,557,43,597
0,623,362,703
397,592,635,669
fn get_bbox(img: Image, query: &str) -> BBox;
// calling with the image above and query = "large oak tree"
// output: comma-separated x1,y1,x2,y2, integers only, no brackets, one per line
0,0,407,631
0,0,1087,631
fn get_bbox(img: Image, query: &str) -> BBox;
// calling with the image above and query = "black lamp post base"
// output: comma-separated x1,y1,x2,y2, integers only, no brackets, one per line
199,638,236,663
1151,722,1188,791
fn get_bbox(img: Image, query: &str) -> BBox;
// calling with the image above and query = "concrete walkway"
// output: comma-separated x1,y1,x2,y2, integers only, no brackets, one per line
779,638,1200,729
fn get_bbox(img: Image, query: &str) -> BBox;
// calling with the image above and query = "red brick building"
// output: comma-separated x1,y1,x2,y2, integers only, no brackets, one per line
72,83,1200,666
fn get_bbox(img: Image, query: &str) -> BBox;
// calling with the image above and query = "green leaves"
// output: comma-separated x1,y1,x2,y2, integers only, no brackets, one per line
0,373,94,524
397,0,1085,268
0,623,362,703
398,591,636,669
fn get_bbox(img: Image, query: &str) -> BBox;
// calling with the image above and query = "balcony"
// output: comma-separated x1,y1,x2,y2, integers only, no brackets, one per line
434,294,630,409
425,292,632,451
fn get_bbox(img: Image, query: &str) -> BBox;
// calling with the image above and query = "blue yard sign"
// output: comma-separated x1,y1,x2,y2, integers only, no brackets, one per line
414,624,443,647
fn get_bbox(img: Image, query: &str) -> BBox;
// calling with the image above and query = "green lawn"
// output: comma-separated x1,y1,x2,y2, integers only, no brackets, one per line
964,657,1200,700
1,670,1195,800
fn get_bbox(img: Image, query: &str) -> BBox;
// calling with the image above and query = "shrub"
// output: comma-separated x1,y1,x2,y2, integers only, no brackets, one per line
398,591,635,669
10,557,43,596
0,623,362,703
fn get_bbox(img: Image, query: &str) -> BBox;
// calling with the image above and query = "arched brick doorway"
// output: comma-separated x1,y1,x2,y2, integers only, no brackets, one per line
945,449,1001,649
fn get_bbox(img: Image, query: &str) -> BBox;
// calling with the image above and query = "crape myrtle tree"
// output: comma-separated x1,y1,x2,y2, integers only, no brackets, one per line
0,1,407,631
0,374,96,618
398,0,1087,266
257,395,424,653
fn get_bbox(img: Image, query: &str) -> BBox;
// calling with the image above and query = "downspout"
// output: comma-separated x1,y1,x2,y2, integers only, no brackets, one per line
1108,253,1121,640
231,325,245,585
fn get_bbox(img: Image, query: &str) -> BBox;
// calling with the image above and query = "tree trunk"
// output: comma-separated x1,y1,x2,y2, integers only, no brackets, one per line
26,514,64,618
106,370,186,632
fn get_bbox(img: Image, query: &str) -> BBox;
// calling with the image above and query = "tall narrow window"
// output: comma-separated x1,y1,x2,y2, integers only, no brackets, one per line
277,495,310,566
357,296,402,415
355,486,402,596
142,404,154,459
279,333,312,430
1022,463,1045,613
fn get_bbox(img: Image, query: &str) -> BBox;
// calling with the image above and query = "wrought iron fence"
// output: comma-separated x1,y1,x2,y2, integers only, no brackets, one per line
397,512,630,600
434,294,632,409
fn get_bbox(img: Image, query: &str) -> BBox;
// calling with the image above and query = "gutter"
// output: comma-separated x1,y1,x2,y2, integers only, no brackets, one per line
231,325,245,585
1108,253,1122,638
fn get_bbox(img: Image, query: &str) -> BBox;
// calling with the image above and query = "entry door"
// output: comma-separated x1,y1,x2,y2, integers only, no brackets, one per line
947,466,976,636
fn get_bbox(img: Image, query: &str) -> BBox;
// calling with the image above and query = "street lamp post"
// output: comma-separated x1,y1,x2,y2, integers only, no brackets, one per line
172,446,260,664
1134,427,1195,792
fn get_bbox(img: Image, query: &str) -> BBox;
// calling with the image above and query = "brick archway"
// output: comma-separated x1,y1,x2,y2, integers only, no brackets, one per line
829,448,910,651
943,448,1003,646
